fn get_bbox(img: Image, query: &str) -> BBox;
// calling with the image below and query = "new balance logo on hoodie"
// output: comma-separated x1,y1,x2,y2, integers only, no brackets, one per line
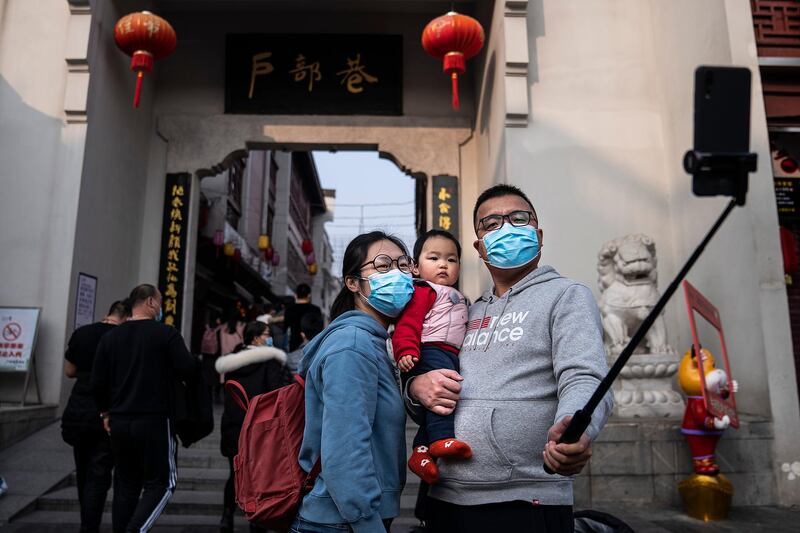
463,311,530,348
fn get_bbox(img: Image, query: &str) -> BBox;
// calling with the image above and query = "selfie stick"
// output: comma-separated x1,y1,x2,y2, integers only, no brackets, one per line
543,150,756,475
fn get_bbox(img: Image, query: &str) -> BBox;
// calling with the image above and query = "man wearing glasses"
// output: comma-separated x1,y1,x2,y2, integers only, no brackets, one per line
408,184,613,532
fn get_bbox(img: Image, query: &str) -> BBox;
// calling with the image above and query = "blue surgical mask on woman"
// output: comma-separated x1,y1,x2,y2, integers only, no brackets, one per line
359,269,414,318
482,224,541,269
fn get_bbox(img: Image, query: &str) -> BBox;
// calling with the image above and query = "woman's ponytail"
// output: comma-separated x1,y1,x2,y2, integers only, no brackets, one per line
330,286,356,320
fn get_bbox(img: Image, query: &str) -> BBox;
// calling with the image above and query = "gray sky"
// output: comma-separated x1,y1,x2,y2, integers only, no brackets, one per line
313,151,416,275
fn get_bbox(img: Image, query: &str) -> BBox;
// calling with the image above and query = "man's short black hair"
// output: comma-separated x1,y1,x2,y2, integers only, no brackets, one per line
472,184,538,230
412,230,462,263
300,309,325,341
296,283,312,299
128,284,159,307
107,300,130,318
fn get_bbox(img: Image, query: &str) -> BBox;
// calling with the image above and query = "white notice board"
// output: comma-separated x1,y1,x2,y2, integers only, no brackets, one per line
0,307,41,372
74,273,97,330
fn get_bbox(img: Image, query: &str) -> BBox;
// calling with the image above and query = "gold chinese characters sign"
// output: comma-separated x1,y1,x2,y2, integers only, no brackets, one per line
432,175,459,238
158,173,191,328
225,34,402,115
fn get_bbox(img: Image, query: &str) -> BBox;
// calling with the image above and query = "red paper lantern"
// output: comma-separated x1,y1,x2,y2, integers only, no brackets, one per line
114,11,177,108
233,248,242,263
422,11,484,111
780,226,799,276
301,239,314,255
264,247,274,261
781,157,798,174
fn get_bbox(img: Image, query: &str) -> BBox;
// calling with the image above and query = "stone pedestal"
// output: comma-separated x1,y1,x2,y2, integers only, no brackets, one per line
610,353,684,418
572,415,776,509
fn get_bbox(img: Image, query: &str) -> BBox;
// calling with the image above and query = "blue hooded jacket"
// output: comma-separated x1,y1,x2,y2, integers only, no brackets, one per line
297,310,406,532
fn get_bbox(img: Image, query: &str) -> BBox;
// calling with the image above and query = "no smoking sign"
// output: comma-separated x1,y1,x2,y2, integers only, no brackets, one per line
2,322,22,342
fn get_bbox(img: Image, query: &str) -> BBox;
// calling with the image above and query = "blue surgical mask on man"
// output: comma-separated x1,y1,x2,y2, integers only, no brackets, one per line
359,269,414,318
482,224,541,269
155,307,163,322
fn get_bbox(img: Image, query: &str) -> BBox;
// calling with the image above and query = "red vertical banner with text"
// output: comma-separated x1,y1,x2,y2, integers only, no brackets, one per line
158,173,191,329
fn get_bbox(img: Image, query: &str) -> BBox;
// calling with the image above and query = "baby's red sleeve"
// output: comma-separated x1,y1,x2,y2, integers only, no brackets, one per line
391,284,437,362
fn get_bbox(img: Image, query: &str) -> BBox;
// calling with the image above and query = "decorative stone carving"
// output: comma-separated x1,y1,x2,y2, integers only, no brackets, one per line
597,234,683,417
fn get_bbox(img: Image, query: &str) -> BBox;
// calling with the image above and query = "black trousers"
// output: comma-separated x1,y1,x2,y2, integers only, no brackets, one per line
425,498,574,533
409,347,460,447
110,417,177,533
73,434,113,533
224,455,235,514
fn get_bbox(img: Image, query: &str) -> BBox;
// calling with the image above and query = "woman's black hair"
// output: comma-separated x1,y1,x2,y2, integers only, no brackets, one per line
243,321,268,346
412,229,462,263
330,231,409,320
207,309,221,328
225,308,240,334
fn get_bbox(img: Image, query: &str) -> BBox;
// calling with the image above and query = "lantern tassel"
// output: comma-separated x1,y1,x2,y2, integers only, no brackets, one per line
134,71,144,108
451,71,460,111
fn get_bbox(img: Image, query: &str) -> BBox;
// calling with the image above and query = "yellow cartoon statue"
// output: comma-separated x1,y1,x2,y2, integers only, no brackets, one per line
677,346,738,521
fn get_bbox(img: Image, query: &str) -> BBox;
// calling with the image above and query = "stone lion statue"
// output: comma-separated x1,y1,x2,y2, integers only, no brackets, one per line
597,233,671,355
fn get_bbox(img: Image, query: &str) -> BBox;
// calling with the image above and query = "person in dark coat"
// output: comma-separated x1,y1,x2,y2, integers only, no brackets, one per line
215,320,292,533
284,283,321,352
62,300,129,533
91,284,198,533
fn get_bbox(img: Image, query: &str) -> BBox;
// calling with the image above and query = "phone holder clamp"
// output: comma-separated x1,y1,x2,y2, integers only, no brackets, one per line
683,151,757,206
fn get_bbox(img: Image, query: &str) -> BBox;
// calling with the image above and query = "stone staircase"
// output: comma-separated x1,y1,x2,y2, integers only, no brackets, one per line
10,408,424,532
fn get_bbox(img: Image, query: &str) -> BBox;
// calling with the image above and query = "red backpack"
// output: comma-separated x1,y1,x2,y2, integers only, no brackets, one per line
225,375,320,531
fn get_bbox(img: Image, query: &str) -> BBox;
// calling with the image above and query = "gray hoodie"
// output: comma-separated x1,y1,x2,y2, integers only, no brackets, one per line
429,265,613,506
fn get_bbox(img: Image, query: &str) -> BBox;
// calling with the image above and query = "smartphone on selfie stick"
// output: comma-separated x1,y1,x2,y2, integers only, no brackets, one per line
543,66,757,474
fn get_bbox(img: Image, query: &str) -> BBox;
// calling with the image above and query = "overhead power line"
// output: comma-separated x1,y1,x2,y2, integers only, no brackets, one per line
334,201,415,207
334,215,414,220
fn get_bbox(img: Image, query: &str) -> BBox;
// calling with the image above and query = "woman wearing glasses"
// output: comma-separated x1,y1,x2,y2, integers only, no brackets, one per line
292,231,414,533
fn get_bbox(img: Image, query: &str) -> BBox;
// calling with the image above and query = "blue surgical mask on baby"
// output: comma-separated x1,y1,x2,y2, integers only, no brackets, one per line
359,269,414,318
482,224,541,269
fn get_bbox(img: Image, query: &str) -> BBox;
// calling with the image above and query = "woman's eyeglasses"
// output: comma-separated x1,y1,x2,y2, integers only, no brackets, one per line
360,254,414,274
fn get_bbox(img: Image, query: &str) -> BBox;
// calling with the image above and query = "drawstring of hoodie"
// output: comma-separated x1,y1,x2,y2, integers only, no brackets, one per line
476,297,490,349
483,287,513,352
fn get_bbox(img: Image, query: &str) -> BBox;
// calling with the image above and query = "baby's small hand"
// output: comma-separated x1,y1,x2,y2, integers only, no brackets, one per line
398,354,418,372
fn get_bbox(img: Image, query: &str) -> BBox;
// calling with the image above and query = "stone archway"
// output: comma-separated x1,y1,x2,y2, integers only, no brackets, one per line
157,114,472,333
160,115,470,177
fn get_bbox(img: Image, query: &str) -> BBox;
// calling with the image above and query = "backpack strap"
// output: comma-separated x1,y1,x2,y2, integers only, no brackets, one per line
302,458,322,495
295,372,319,495
224,380,249,412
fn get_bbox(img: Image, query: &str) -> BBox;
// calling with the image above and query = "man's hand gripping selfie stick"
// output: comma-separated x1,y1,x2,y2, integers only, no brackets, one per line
543,149,756,475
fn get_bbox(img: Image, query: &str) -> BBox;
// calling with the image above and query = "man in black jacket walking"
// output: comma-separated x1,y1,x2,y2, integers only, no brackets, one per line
91,284,197,533
62,299,129,533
